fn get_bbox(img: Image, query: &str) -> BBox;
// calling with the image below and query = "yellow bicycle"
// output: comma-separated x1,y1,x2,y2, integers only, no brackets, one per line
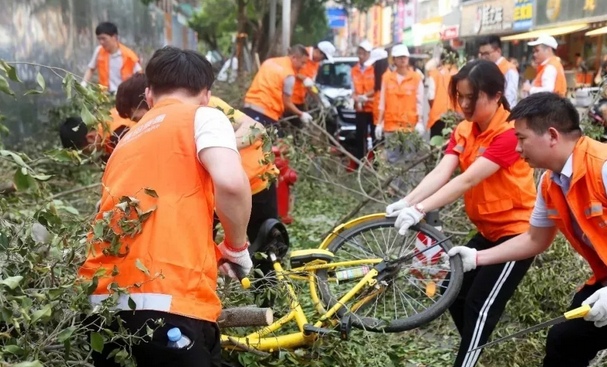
220,213,463,352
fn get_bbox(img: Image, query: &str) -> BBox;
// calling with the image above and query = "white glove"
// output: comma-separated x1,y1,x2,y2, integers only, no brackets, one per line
303,77,314,88
392,206,425,235
583,287,607,327
386,198,410,216
415,122,426,136
80,80,88,88
358,94,369,104
218,241,253,281
300,112,313,124
447,246,478,272
375,123,384,140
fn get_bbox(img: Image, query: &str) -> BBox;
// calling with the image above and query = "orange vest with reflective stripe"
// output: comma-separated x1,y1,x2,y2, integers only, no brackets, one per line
97,44,139,89
534,57,567,97
428,68,450,128
292,47,320,105
383,70,421,132
351,63,375,112
372,90,381,125
79,99,221,322
97,108,136,154
497,57,517,76
452,106,536,241
245,56,295,121
541,137,607,285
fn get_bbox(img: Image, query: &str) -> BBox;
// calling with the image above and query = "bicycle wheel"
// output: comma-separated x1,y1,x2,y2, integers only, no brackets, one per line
316,216,463,333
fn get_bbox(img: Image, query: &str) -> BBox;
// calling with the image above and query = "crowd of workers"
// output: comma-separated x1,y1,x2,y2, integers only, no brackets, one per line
57,20,607,367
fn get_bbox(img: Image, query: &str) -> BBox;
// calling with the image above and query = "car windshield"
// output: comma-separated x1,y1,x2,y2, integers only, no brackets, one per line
316,61,357,89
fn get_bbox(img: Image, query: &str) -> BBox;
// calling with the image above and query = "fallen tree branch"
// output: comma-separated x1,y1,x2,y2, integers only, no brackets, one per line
49,183,101,200
217,307,273,328
0,181,15,195
224,337,271,357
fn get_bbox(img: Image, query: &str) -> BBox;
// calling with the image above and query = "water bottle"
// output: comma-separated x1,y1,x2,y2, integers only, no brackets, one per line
167,327,191,349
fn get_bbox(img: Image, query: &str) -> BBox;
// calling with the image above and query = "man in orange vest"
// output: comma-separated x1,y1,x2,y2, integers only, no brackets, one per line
351,40,376,160
291,41,336,113
479,35,519,108
80,47,252,367
244,44,312,129
82,22,141,93
449,93,607,367
522,35,567,97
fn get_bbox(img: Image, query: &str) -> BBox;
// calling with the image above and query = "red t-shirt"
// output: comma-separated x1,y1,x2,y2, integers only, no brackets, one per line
445,127,520,168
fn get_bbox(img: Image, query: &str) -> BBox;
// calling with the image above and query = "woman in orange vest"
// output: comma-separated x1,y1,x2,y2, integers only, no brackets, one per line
427,47,458,138
367,48,389,146
80,47,251,367
386,60,537,367
351,40,376,161
522,34,567,97
82,22,141,93
450,92,607,367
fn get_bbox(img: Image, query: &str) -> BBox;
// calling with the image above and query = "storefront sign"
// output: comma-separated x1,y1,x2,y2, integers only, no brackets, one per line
403,28,414,47
461,0,515,36
441,25,459,40
413,17,442,46
536,0,607,27
327,8,347,29
513,0,533,31
392,0,405,43
403,0,416,29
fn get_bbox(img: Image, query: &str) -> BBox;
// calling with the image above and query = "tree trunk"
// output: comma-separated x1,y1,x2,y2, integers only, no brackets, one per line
236,0,247,78
262,0,303,59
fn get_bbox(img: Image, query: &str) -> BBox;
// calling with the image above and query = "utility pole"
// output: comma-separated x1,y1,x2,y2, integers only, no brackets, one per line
269,0,277,44
282,0,291,55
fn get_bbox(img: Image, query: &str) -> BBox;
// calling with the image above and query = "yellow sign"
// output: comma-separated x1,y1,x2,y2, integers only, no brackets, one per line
584,0,596,11
546,0,561,21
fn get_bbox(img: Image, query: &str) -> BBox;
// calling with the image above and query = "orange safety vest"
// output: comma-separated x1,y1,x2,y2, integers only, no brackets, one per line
496,57,517,76
97,108,136,154
79,99,221,322
533,57,567,97
541,137,607,285
452,105,536,242
351,63,375,112
428,68,451,129
97,44,139,89
245,56,295,121
382,70,422,132
372,90,381,125
292,47,320,105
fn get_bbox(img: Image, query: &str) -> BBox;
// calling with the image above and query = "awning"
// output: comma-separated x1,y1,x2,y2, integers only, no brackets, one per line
501,23,589,41
586,26,607,37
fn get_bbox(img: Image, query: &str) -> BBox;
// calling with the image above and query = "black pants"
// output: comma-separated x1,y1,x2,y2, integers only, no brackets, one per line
242,108,278,129
353,112,373,161
544,282,607,367
430,119,446,138
444,233,534,367
91,310,220,367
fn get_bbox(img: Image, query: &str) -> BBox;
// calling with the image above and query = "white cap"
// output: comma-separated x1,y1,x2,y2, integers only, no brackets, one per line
358,40,372,52
528,34,558,50
391,44,410,57
364,48,388,67
317,41,336,63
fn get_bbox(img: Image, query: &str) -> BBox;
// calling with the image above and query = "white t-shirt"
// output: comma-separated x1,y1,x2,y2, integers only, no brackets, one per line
194,107,238,160
88,46,143,93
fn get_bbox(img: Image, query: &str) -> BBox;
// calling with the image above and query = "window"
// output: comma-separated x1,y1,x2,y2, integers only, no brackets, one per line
316,61,357,89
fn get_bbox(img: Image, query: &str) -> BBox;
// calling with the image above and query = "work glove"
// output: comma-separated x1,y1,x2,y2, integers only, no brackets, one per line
300,112,313,124
447,246,478,272
303,77,315,88
375,122,384,140
583,287,607,327
386,198,410,216
218,241,253,281
80,80,88,88
357,94,369,104
388,205,425,235
415,122,426,136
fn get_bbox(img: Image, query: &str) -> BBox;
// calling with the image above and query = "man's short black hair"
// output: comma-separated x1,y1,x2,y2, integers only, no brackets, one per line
60,117,88,150
116,73,148,119
96,22,118,37
145,46,214,97
508,92,581,137
479,35,502,50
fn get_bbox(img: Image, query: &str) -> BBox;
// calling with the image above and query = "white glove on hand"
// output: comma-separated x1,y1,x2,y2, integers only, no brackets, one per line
392,206,425,235
447,247,478,272
415,122,426,136
358,94,369,104
80,80,88,88
300,112,313,124
386,198,410,216
218,241,253,281
375,123,384,140
303,77,315,88
583,287,607,327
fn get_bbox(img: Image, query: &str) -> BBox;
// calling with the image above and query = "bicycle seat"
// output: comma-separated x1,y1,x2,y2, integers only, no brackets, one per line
249,218,289,260
289,249,334,268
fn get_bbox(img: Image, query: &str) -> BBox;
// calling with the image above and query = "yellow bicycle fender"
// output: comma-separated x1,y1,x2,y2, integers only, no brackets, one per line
318,213,386,249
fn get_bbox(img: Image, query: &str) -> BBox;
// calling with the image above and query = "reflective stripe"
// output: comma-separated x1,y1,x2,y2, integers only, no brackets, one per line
546,209,559,216
454,144,464,153
478,147,486,154
89,293,172,312
585,204,603,216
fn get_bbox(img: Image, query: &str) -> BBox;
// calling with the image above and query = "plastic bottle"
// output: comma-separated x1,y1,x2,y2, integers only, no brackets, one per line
335,266,370,282
167,327,191,349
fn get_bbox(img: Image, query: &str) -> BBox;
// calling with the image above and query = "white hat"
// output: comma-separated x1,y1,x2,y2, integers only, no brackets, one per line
358,40,372,52
317,41,336,63
364,48,388,67
391,44,410,57
528,34,558,50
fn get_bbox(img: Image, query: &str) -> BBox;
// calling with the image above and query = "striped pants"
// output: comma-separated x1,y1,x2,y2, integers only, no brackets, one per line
446,233,534,367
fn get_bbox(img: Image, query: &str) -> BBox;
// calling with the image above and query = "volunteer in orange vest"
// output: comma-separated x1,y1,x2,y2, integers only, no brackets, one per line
375,45,425,166
387,60,537,367
244,44,312,129
365,48,389,145
292,41,336,112
351,40,376,160
450,92,607,367
81,22,141,93
427,46,459,138
80,47,252,367
479,35,519,108
522,34,567,97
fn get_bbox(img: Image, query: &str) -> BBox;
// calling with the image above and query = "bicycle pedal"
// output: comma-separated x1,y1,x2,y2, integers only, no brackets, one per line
303,324,335,336
340,314,352,341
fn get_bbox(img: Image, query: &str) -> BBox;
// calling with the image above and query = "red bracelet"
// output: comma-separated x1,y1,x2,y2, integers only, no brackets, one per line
224,240,249,252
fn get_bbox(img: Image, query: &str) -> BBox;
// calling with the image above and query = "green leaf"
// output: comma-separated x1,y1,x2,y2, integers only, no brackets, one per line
24,89,43,95
31,173,52,181
90,332,104,353
81,106,96,127
1,61,21,82
93,222,104,238
0,149,27,167
61,206,80,216
128,297,136,310
3,344,24,355
93,267,107,277
144,188,159,198
57,326,76,342
86,276,99,295
135,259,150,276
31,304,52,324
429,135,445,147
13,361,44,367
36,72,46,91
0,75,14,97
0,276,23,290
63,73,74,98
14,168,36,191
